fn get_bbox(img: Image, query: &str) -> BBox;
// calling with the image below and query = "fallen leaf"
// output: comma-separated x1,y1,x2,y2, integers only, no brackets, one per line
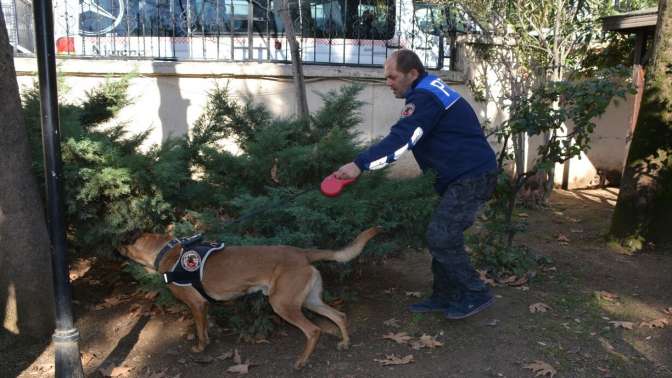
216,351,234,360
327,298,344,307
485,319,500,326
640,318,669,328
410,334,443,350
99,364,134,377
227,363,250,374
663,307,672,316
542,266,557,273
477,270,497,287
193,355,214,364
498,275,518,284
529,303,551,313
509,274,530,287
373,354,414,366
383,332,412,344
147,369,169,378
524,360,557,377
165,304,184,314
609,321,634,330
557,233,570,243
94,296,126,310
405,291,422,298
128,303,145,317
518,212,529,218
144,291,159,300
80,351,97,365
596,291,619,302
383,318,401,328
570,228,584,233
233,349,242,364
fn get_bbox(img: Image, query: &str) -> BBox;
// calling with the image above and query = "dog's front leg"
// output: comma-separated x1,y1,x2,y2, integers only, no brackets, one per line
170,286,210,352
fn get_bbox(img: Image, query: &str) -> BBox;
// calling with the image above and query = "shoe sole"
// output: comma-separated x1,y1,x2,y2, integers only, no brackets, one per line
444,297,495,320
408,306,447,314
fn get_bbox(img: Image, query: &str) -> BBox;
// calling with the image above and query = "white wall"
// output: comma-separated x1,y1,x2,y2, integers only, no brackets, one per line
14,55,632,187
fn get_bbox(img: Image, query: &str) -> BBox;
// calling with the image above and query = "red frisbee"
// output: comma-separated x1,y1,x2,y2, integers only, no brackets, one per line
320,174,356,197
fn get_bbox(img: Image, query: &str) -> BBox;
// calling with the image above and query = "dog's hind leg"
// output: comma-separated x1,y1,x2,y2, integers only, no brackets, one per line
302,267,350,350
170,286,210,352
268,268,321,369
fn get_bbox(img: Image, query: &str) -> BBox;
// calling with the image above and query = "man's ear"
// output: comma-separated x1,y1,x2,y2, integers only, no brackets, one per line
166,223,175,237
409,68,420,81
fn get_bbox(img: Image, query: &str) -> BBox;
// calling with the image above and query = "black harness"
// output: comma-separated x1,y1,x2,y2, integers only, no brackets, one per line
153,234,225,303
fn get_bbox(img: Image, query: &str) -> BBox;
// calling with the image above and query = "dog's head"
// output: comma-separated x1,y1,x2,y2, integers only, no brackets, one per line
117,231,172,268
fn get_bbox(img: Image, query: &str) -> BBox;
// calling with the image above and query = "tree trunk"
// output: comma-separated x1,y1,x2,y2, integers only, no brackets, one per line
610,0,672,247
0,10,55,341
277,0,310,119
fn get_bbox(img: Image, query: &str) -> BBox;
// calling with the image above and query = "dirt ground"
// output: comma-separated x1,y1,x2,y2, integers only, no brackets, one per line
3,188,672,378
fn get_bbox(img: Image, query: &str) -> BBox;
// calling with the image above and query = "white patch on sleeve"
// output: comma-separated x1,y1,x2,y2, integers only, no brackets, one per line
367,126,424,170
393,144,408,160
368,156,389,170
410,127,424,145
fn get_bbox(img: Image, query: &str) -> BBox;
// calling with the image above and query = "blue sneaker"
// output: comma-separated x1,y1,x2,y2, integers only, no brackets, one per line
408,297,451,313
444,292,494,320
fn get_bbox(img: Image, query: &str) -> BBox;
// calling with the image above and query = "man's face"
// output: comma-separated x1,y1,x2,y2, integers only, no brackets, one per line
384,58,418,98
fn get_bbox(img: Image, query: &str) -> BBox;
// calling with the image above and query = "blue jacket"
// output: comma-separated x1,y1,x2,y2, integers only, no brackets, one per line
354,73,496,194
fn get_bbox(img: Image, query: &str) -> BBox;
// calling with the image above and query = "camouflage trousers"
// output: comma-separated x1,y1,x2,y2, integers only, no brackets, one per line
426,171,498,300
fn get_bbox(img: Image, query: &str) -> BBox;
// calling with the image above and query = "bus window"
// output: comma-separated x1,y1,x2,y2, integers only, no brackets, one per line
414,3,478,36
348,0,394,39
307,0,344,36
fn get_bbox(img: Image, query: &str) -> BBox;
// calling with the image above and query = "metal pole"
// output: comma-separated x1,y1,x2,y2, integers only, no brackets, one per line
31,0,85,376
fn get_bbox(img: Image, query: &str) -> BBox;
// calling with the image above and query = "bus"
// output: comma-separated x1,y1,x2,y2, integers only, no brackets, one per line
50,0,480,69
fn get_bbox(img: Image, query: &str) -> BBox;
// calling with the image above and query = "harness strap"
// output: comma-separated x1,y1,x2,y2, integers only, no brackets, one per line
160,236,222,304
153,234,204,270
153,239,180,270
163,271,217,303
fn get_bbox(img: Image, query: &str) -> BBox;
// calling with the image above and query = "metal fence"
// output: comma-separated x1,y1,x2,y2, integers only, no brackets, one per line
2,0,34,53
4,0,473,69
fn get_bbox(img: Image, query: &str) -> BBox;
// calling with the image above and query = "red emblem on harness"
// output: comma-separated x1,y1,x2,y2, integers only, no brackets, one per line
180,250,201,272
401,103,415,118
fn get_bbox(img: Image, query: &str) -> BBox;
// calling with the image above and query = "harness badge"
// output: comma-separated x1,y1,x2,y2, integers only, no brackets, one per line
180,250,201,272
401,103,415,118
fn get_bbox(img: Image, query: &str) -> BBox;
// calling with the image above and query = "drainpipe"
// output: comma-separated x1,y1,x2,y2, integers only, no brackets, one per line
31,0,84,376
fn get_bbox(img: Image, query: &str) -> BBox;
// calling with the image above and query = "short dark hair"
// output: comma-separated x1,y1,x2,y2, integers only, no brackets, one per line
390,49,426,76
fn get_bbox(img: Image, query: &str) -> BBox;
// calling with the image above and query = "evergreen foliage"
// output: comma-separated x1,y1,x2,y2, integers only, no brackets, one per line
468,67,634,275
23,77,437,337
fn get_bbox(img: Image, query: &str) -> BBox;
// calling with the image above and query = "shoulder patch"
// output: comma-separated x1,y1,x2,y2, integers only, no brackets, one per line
180,250,201,272
401,103,415,118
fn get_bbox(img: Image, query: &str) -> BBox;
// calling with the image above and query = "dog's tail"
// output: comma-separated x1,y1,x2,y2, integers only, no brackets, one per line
306,226,382,263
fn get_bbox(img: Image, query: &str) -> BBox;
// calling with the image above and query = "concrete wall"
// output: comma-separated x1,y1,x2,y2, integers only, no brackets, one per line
13,56,633,187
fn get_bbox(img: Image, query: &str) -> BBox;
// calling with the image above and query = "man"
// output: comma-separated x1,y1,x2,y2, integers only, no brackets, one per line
332,49,498,319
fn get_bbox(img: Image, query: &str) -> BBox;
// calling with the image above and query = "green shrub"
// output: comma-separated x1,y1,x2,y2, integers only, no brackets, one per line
23,77,438,337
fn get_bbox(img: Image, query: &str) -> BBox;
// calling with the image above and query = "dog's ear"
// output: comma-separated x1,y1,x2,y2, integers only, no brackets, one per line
119,229,143,246
166,223,175,237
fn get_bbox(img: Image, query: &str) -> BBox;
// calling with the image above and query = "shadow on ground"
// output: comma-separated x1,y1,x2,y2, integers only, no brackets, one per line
6,189,672,378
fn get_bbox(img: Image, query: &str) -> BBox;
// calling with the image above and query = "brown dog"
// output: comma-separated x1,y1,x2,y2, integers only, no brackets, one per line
118,227,380,369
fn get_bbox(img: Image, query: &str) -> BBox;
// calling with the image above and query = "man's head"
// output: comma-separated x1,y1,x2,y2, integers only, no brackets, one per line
384,50,426,98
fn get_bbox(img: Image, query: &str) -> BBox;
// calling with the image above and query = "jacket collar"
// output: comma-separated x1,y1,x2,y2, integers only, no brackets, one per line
404,72,428,97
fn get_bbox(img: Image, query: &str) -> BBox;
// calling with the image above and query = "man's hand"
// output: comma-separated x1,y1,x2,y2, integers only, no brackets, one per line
333,162,361,180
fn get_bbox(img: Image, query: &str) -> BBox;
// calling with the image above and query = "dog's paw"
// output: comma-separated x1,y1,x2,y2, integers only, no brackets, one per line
293,359,307,370
337,340,350,350
191,344,206,353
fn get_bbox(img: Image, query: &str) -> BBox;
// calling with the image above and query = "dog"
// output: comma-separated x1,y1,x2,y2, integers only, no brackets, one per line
118,227,381,369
